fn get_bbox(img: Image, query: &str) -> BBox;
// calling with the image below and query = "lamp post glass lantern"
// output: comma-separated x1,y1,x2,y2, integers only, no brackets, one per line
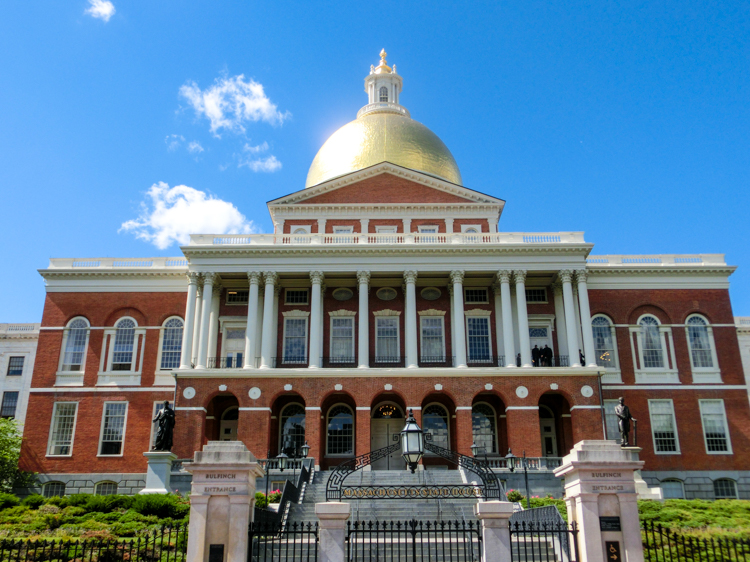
506,448,530,509
401,408,424,473
277,451,288,472
301,441,310,459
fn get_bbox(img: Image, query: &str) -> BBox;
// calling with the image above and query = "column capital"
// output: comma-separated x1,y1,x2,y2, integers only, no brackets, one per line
496,270,512,284
212,284,222,298
491,281,502,295
449,269,464,284
513,270,527,284
201,272,216,286
403,270,418,284
263,271,277,286
274,285,281,297
195,282,204,297
247,271,262,285
551,281,563,295
186,272,201,285
320,283,327,296
356,270,371,284
310,271,325,285
558,269,574,284
575,268,588,283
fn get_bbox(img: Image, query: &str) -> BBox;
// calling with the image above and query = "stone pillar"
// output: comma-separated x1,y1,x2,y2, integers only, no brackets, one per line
560,270,582,367
206,285,221,364
140,451,177,494
196,273,215,369
455,407,473,456
305,408,322,467
492,282,505,363
514,270,532,368
445,218,454,233
552,282,568,362
451,270,467,368
316,503,351,562
186,441,264,562
191,282,203,367
309,271,324,368
474,501,514,562
498,271,516,367
244,272,261,369
357,271,370,368
554,441,646,562
573,284,584,360
404,270,419,368
259,272,277,369
576,270,598,368
180,273,200,369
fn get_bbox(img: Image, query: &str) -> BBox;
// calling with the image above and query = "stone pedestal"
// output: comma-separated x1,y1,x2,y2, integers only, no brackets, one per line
185,441,264,562
140,451,177,494
474,501,514,562
315,502,351,562
623,447,663,500
554,441,645,562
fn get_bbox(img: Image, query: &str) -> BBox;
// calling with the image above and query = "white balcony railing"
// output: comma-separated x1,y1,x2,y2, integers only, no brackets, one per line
0,323,40,335
46,257,189,269
586,254,726,266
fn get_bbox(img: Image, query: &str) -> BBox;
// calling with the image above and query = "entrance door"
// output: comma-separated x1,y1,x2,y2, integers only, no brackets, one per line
529,327,552,366
223,328,245,368
539,406,558,456
370,403,405,470
220,408,239,441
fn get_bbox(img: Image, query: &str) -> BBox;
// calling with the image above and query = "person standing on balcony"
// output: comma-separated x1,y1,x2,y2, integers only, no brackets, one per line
532,345,541,367
542,345,553,366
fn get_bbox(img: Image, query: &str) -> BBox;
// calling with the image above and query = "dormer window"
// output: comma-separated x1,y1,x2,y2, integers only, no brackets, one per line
379,86,388,102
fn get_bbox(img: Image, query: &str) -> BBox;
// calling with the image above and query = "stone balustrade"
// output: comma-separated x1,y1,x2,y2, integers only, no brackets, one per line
586,253,726,266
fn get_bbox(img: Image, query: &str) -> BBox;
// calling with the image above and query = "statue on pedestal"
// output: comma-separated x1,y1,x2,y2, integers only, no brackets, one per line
152,400,176,451
614,397,635,447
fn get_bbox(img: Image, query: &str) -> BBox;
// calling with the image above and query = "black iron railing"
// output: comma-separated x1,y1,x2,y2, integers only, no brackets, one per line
248,521,318,562
370,355,406,367
419,355,454,366
321,356,357,367
276,357,308,367
0,525,187,562
347,520,482,562
510,521,579,562
643,521,750,562
207,356,244,368
467,355,504,367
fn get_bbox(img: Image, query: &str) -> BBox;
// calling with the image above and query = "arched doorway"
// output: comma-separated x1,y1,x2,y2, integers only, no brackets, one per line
370,402,405,470
539,405,557,456
205,394,240,443
279,403,306,457
220,407,239,441
538,393,572,457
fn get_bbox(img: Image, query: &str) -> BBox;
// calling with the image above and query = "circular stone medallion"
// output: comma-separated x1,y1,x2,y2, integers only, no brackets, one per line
376,287,398,301
515,386,529,399
333,288,354,301
248,387,261,400
182,387,196,399
421,287,442,301
581,385,594,398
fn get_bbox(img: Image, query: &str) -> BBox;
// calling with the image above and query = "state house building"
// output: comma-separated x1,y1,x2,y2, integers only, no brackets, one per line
20,52,750,501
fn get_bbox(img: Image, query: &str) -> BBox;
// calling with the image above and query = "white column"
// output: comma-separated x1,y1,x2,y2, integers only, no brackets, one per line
191,282,203,365
552,282,568,362
179,273,199,369
259,272,277,369
319,284,326,363
274,219,285,235
243,272,261,369
308,272,324,368
195,273,215,369
206,285,221,365
492,282,505,363
514,270,532,368
573,284,584,358
451,270,467,368
357,271,370,368
445,218,454,233
474,502,514,562
318,218,327,235
560,270,582,367
271,286,280,361
403,218,411,234
449,284,457,363
498,271,516,367
576,269,598,367
315,503,351,562
404,270,419,368
360,219,369,235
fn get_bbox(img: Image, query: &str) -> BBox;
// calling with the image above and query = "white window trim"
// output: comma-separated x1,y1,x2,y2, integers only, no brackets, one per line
647,399,681,455
291,225,312,234
95,481,118,495
465,315,493,362
97,401,129,457
592,314,622,384
464,288,489,304
329,316,355,361
282,316,309,364
225,290,249,306
418,225,439,233
699,399,733,455
420,316,446,361
524,287,548,304
332,226,354,234
660,479,685,499
685,315,721,383
460,224,482,233
46,401,79,457
375,316,401,361
98,317,145,386
284,288,310,306
629,315,679,384
326,403,355,458
56,317,91,387
472,401,499,455
220,322,247,359
155,316,184,374
375,226,397,234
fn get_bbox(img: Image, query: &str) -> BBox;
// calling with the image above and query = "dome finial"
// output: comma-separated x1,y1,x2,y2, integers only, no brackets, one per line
380,48,387,62
374,48,392,74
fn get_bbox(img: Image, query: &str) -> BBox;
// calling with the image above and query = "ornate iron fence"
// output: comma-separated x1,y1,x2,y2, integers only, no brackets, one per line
347,519,482,562
510,521,579,562
248,521,318,562
643,521,750,562
0,524,187,562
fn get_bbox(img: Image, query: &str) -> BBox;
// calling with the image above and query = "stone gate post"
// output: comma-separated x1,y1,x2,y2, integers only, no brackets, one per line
474,501,514,562
315,502,351,562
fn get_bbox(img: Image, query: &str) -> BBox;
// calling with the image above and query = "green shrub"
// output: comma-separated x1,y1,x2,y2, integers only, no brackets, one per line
255,492,268,509
0,493,19,510
506,489,524,502
83,494,132,513
21,495,45,509
130,494,189,519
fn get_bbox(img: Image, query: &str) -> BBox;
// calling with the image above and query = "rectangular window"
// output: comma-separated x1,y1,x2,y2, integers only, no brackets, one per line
330,317,354,362
525,289,547,303
603,400,620,441
648,400,680,453
699,400,732,453
465,289,488,304
99,402,128,456
160,323,183,370
420,317,445,361
0,392,19,418
376,226,397,233
285,289,309,305
6,357,24,376
333,226,353,233
283,318,308,363
47,402,78,456
226,290,249,304
375,317,399,362
467,317,492,362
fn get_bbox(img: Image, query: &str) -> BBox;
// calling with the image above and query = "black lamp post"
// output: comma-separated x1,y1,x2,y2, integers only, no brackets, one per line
506,448,531,509
301,441,311,459
401,408,424,473
277,451,289,472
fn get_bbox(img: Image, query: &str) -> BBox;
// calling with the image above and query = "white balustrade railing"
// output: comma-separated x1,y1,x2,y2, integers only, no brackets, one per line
0,323,40,335
48,257,189,269
736,317,750,327
586,254,726,266
357,102,410,118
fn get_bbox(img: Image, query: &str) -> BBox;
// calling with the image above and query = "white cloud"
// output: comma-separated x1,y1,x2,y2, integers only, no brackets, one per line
85,0,115,21
179,74,290,136
165,134,185,152
188,141,204,154
238,142,282,172
243,141,269,154
120,182,255,249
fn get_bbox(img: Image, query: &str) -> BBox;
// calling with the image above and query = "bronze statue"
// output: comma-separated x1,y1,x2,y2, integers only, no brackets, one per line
152,400,175,451
614,397,635,447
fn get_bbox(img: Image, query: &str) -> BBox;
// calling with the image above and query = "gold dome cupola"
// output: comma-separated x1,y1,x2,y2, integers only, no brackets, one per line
360,49,409,118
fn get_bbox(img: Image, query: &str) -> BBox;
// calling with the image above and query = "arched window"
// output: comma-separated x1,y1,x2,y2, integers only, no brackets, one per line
660,479,685,499
327,405,354,456
95,481,118,495
639,316,664,368
280,404,306,457
423,404,449,452
61,317,90,372
112,318,136,371
472,403,497,455
686,315,714,369
43,481,66,498
592,315,617,369
379,86,388,102
293,228,308,234
159,317,184,370
714,478,738,499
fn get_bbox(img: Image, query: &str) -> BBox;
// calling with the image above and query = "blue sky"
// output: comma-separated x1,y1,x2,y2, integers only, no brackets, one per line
1,1,749,322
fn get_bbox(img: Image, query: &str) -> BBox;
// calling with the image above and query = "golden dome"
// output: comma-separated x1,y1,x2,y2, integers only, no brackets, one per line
305,112,462,188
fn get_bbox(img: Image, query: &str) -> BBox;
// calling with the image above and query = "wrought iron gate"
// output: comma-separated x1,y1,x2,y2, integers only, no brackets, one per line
248,521,318,562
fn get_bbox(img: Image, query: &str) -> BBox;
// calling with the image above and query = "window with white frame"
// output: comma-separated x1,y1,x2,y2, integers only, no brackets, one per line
283,318,308,363
95,482,118,495
699,400,732,453
291,226,312,243
0,392,19,418
592,315,618,369
418,225,439,243
224,328,245,368
43,482,66,498
159,317,183,370
285,289,309,305
631,314,678,382
686,315,718,370
472,403,497,455
466,316,492,363
330,317,355,362
60,318,89,372
423,404,450,452
375,317,399,362
660,479,685,499
640,316,664,368
420,317,445,361
333,226,354,243
714,478,738,499
648,400,680,453
603,399,621,441
327,404,354,456
379,86,388,102
47,402,78,456
525,289,547,303
6,357,24,376
111,318,136,371
465,289,488,304
226,290,249,304
99,402,128,456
